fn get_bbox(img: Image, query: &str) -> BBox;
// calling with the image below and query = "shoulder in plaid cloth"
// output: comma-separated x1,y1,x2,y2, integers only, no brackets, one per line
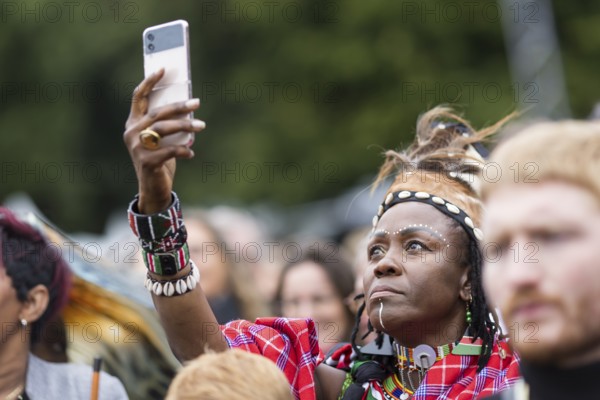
222,318,323,400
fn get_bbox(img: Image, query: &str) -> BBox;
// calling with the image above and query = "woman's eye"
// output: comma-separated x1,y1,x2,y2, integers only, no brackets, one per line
405,240,428,252
368,245,385,259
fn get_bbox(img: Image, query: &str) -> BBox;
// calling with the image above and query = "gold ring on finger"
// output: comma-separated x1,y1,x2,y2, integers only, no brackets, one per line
139,129,161,150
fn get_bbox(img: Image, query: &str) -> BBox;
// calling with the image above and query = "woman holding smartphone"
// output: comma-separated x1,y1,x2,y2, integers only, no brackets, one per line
124,71,519,400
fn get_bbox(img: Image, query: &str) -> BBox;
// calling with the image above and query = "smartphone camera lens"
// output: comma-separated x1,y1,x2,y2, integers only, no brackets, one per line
148,44,155,51
147,33,154,41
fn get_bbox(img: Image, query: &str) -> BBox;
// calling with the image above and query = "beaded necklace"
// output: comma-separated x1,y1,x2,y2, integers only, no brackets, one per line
372,336,483,400
393,342,456,399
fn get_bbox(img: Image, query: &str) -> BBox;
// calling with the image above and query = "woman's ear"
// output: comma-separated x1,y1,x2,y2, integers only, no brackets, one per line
19,284,49,324
459,268,472,302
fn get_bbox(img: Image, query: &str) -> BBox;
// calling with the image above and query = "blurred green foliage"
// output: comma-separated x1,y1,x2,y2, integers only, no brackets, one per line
0,0,599,232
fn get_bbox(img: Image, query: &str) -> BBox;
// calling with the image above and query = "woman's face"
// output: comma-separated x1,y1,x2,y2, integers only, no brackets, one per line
280,261,350,352
0,265,22,344
364,202,470,347
186,220,230,299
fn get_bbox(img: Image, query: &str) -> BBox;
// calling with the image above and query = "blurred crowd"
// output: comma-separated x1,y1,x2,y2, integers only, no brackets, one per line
1,197,365,399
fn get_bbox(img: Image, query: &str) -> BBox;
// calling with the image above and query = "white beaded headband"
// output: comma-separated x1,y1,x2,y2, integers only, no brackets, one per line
372,190,484,244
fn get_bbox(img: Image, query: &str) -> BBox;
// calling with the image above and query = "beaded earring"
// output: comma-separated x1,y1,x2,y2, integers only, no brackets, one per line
451,298,482,356
466,300,472,325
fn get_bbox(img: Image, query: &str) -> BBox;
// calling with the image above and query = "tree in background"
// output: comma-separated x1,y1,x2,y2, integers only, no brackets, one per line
0,0,598,233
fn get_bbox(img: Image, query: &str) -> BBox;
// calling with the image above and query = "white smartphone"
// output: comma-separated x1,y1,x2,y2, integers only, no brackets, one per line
143,20,194,147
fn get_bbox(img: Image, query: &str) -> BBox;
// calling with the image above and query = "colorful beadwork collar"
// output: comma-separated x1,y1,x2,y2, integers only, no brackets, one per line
395,342,456,371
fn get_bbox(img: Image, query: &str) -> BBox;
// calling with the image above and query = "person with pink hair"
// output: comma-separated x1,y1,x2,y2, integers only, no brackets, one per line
0,208,127,400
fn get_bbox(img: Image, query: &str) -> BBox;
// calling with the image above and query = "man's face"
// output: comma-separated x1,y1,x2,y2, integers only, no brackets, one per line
482,181,600,367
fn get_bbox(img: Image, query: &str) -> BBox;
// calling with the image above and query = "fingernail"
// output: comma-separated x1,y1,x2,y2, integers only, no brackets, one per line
186,98,200,108
192,119,206,129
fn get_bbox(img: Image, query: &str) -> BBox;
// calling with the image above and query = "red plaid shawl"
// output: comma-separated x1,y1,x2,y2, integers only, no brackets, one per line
413,340,520,399
222,318,520,400
222,318,324,400
362,340,521,399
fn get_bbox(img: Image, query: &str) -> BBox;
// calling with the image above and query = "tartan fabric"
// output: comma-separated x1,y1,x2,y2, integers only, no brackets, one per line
324,342,355,371
222,317,324,400
362,339,520,400
413,339,520,399
221,319,519,400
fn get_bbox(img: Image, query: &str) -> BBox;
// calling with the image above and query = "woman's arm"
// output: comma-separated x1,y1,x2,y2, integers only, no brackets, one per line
123,70,228,361
123,72,339,400
316,363,347,400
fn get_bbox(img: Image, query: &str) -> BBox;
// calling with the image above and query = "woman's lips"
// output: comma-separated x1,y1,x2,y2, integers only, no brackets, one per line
370,290,398,300
369,286,403,300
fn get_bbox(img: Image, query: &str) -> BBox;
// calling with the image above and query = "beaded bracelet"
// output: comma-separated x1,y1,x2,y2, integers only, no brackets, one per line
128,193,184,241
128,193,189,275
145,260,201,297
140,225,188,253
141,242,190,276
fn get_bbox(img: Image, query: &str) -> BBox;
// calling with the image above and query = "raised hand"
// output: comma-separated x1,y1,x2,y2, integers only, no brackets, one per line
123,69,205,214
